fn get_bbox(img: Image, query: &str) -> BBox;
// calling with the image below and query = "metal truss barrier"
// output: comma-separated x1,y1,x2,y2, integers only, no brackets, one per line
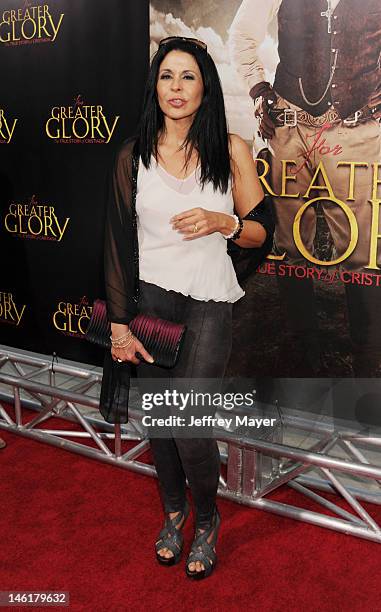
1,347,381,543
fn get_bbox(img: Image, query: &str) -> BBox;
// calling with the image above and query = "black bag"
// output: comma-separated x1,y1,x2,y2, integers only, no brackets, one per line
84,299,186,368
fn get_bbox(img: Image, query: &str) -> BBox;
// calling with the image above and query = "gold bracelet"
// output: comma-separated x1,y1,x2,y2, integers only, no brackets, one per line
110,330,131,341
112,335,136,350
110,330,133,347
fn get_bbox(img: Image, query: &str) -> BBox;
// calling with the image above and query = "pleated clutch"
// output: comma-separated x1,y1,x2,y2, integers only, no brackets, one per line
85,299,186,369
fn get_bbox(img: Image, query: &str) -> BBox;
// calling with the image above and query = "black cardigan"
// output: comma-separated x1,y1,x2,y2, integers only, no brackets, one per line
100,137,275,423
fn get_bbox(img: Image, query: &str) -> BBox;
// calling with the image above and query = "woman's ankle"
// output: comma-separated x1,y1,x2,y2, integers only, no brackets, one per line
164,500,187,515
195,505,219,531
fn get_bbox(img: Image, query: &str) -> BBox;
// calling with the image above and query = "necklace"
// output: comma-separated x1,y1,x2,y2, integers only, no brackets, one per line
298,1,338,107
320,0,334,34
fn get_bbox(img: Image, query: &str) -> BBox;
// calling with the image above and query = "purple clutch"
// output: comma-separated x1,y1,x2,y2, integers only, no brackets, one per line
85,299,186,369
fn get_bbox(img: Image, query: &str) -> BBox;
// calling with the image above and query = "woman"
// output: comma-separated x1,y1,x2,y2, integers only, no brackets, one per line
104,36,269,580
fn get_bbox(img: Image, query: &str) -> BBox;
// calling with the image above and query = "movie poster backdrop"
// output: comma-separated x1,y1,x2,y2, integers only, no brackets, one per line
0,0,149,364
150,0,381,382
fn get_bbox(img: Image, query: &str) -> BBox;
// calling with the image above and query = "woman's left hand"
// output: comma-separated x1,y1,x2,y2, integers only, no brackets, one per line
170,208,233,240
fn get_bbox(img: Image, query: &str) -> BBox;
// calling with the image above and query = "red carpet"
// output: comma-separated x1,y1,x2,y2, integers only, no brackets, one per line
1,405,381,612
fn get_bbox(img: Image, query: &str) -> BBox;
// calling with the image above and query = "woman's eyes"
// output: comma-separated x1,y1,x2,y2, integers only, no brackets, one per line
160,74,195,80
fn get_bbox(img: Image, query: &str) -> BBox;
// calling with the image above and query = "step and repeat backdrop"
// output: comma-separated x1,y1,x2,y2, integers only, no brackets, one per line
0,0,149,365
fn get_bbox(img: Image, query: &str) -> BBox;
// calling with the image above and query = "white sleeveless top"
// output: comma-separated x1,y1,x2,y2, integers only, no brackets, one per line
135,156,245,303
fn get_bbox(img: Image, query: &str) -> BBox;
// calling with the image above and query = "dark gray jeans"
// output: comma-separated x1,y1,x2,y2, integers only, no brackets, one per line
135,279,233,528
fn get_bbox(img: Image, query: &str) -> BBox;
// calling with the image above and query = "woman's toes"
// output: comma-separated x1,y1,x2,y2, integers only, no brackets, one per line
188,560,204,572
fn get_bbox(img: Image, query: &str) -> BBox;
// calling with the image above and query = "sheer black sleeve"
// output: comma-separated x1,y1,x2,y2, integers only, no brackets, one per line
227,195,275,284
104,138,138,324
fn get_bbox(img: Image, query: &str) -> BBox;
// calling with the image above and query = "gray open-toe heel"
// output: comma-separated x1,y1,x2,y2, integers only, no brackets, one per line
185,506,221,580
155,500,190,566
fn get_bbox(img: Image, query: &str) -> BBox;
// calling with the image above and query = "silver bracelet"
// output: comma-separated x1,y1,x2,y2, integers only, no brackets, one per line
223,214,239,240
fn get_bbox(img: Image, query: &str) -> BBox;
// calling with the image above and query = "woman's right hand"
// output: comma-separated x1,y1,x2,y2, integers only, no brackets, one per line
111,334,154,365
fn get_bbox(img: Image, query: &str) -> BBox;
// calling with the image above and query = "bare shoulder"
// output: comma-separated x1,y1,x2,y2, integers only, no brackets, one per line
228,133,256,181
228,133,252,163
228,133,264,208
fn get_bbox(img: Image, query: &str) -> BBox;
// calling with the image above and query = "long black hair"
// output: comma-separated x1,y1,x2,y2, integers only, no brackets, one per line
138,38,231,194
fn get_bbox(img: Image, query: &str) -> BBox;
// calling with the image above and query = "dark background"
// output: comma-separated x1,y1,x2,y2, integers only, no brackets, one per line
0,0,149,364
